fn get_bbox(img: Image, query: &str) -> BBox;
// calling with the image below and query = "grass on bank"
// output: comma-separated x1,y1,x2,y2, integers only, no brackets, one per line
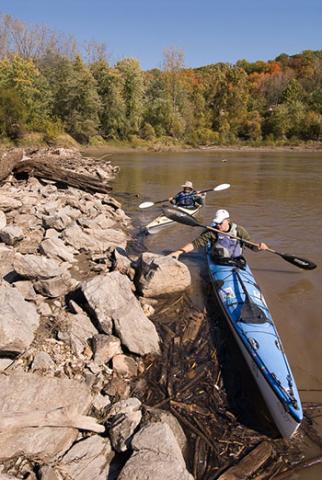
0,132,321,152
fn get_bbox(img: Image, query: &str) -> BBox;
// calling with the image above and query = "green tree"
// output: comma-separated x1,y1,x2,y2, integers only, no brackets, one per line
143,70,172,136
115,58,144,136
91,59,127,138
238,111,262,141
205,64,250,140
282,79,305,104
0,88,27,138
300,111,322,140
0,55,52,131
308,88,322,114
263,104,290,139
44,55,101,142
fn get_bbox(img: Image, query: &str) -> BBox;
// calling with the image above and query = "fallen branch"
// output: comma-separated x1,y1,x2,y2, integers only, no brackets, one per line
14,159,112,194
152,368,207,408
272,455,322,480
170,406,217,451
216,441,273,480
303,402,322,410
182,311,205,345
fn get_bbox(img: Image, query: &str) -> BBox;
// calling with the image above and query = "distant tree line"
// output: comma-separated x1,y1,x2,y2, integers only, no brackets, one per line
0,14,321,145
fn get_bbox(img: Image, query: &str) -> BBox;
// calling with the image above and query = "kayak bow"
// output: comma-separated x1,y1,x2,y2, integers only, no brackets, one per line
207,253,303,438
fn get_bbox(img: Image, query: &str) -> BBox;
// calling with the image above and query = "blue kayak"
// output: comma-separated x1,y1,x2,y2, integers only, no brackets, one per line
207,252,303,438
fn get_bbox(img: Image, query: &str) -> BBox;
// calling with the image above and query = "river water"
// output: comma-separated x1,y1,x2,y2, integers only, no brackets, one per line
96,149,322,477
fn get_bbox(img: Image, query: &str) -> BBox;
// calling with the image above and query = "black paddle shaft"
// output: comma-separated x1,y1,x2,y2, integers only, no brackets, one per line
152,187,213,206
162,206,317,271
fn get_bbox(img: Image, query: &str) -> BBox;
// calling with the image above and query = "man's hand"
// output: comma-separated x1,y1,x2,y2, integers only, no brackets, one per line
258,242,269,251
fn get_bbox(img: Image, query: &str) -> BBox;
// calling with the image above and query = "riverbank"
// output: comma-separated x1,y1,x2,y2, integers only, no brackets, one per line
0,147,321,479
81,143,322,159
0,147,194,479
84,141,322,156
1,132,322,155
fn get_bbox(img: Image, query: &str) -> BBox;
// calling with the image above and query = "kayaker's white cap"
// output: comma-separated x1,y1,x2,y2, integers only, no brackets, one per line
181,180,193,189
212,209,230,224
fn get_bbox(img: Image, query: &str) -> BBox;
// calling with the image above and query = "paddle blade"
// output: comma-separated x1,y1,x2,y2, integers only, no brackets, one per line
277,252,317,270
213,183,231,192
138,201,154,209
162,207,203,227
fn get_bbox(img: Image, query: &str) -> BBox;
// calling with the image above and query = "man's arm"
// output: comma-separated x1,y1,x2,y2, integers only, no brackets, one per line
237,226,268,251
170,230,216,259
193,194,205,206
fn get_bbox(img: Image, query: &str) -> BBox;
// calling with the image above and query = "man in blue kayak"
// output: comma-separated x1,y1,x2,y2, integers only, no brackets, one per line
171,208,268,260
170,181,205,210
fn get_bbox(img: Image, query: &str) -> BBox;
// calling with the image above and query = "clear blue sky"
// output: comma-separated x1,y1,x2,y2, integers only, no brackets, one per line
1,0,321,69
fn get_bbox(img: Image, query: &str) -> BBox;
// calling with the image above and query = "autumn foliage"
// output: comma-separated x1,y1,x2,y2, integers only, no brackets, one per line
0,14,321,145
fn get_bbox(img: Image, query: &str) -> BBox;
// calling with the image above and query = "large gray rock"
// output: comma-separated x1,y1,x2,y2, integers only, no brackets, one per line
78,213,115,230
57,435,114,480
42,212,73,231
136,252,191,297
112,354,138,378
144,408,187,454
0,373,92,461
16,229,44,254
0,226,24,246
39,466,60,480
14,213,42,229
13,253,63,279
39,237,75,263
82,272,160,355
0,285,39,353
63,225,127,253
107,398,142,452
112,247,135,279
118,423,194,480
0,195,22,212
12,280,37,301
34,271,78,298
92,334,122,365
60,311,98,356
0,245,14,278
31,351,56,373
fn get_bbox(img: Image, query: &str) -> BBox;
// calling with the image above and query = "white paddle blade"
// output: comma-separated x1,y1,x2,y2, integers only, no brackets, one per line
139,201,154,209
213,183,231,192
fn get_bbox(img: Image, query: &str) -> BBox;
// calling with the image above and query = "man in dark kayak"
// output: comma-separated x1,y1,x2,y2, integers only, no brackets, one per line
171,208,268,260
170,181,205,210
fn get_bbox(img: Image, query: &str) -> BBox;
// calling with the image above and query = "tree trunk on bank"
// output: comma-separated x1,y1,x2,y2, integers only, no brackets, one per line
13,158,112,194
0,149,23,182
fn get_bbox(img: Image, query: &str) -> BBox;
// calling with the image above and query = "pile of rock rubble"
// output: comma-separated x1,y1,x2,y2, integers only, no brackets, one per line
0,148,193,480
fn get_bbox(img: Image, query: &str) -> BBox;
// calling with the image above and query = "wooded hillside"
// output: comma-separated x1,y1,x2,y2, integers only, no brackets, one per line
0,14,321,145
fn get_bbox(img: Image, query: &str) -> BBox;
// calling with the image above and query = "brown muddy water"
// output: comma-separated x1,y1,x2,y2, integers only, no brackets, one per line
96,150,322,478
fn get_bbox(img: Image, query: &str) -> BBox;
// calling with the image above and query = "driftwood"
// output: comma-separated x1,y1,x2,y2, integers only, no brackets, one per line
0,405,105,433
13,159,112,194
182,311,205,345
272,454,322,480
217,441,273,480
303,401,322,410
0,149,23,182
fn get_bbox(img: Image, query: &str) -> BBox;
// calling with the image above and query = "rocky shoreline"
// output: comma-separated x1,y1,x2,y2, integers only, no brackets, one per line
0,147,194,480
0,147,321,480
